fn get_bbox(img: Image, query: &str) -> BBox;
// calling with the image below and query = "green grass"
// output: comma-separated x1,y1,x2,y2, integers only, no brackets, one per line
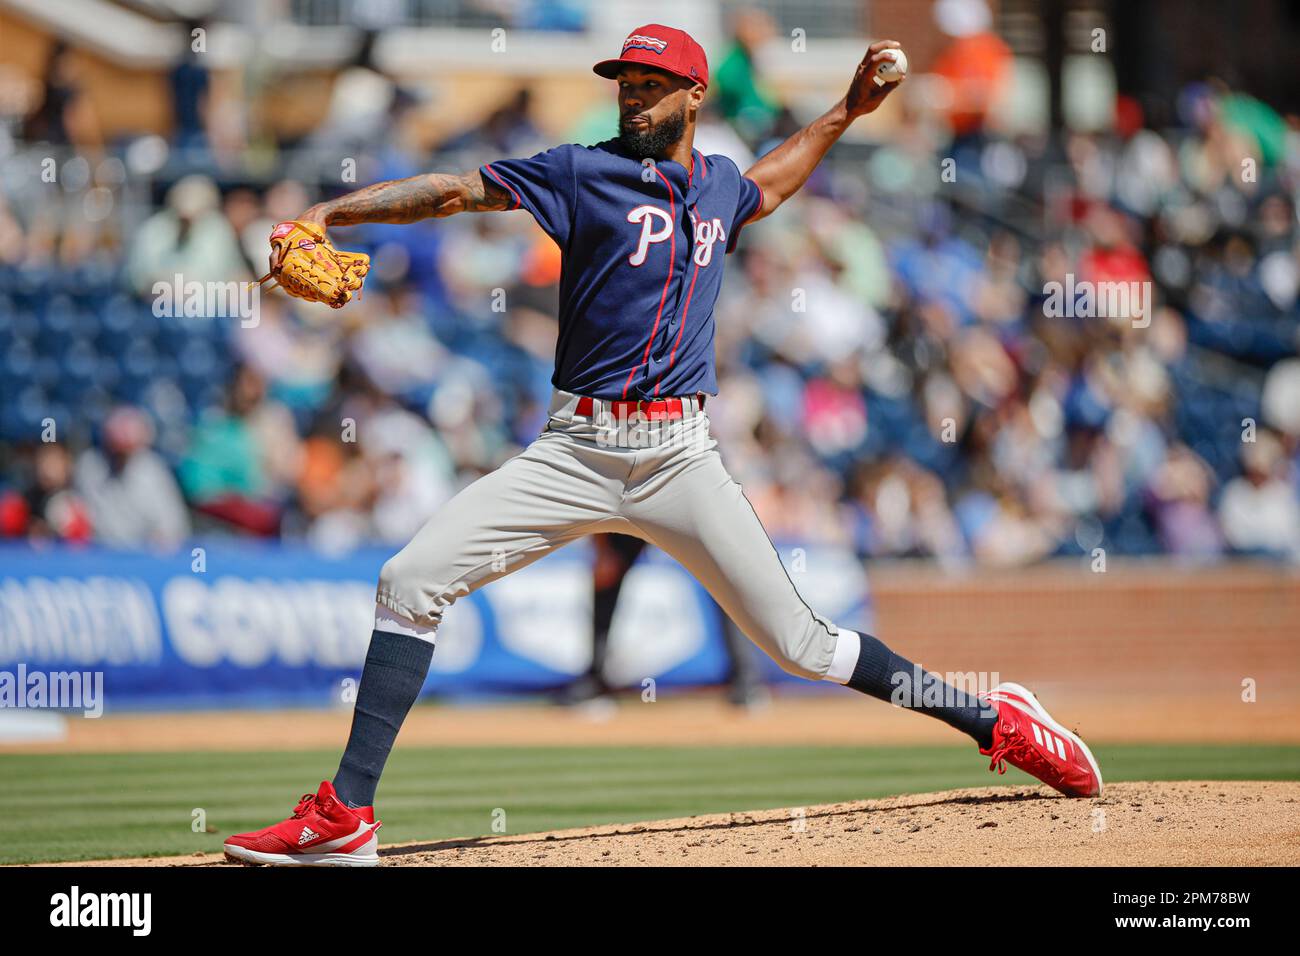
1,744,1297,864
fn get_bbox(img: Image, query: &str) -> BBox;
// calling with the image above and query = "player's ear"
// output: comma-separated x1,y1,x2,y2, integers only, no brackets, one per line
688,82,706,111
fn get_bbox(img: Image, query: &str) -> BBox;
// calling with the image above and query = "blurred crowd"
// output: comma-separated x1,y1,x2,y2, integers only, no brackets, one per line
1,5,1299,565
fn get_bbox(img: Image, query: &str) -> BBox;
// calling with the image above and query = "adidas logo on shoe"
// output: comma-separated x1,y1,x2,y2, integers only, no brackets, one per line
298,826,320,846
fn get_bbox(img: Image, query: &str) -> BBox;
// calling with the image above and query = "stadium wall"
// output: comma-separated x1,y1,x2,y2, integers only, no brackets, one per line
2,541,1294,718
0,541,874,710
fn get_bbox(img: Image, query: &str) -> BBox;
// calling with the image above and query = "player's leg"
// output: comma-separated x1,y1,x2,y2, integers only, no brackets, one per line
623,446,996,743
338,433,628,805
226,437,631,863
225,433,629,864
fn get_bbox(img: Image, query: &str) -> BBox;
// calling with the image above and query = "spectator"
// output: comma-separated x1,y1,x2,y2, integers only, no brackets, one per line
170,20,211,151
1218,431,1300,558
846,458,966,564
21,40,101,153
712,9,782,145
18,443,92,544
74,406,190,549
1144,444,1224,560
125,175,248,296
930,0,1013,139
178,365,293,536
310,30,399,153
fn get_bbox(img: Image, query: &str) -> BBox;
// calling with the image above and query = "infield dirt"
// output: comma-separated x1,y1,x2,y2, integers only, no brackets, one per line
56,781,1300,867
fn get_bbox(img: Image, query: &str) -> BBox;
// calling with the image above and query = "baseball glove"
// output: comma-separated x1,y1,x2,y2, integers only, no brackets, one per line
255,220,370,309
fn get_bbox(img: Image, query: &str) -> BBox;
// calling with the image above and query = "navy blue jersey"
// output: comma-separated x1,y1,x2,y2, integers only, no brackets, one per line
481,140,763,400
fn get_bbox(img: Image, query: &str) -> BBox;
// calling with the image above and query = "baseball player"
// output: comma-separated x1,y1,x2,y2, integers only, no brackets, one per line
226,25,1102,867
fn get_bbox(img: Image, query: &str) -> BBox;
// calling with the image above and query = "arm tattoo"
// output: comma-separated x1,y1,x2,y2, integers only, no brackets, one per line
319,171,510,226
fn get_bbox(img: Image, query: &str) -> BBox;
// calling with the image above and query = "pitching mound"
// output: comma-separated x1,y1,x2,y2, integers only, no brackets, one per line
58,780,1300,867
379,781,1299,866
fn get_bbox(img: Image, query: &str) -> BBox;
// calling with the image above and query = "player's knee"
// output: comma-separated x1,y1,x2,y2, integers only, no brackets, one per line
758,633,824,680
378,553,410,593
772,652,821,681
377,551,426,613
377,549,453,632
766,626,834,681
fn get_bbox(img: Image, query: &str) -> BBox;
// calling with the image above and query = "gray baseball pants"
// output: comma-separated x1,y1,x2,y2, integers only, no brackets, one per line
375,389,858,681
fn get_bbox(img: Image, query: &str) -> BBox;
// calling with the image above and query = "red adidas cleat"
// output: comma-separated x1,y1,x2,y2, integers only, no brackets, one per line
224,781,382,866
979,682,1103,798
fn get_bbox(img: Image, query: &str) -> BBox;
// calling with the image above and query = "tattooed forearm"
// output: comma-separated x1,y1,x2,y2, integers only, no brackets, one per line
308,171,510,226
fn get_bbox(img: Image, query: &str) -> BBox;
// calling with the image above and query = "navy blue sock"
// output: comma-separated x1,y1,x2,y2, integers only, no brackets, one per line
333,630,434,808
846,632,997,749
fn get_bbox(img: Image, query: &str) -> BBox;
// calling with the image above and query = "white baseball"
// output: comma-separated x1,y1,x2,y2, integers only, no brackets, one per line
873,48,908,86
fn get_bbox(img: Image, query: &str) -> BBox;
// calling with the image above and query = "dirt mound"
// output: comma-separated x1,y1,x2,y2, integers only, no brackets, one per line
52,781,1300,867
379,781,1299,866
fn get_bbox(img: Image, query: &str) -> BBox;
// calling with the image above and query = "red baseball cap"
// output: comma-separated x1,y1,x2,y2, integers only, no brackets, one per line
593,24,709,88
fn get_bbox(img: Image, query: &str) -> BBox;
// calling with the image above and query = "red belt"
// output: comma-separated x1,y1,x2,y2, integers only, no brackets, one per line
575,395,703,421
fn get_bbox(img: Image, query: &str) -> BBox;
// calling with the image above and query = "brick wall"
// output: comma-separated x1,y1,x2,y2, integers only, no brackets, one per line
865,561,1299,738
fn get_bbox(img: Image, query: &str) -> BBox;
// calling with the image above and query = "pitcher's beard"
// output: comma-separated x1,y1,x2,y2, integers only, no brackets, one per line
618,105,688,159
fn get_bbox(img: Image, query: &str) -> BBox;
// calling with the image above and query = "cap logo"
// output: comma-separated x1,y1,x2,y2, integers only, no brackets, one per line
623,34,668,55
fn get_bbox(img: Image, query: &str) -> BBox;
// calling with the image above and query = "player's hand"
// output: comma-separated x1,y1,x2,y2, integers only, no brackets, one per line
267,206,330,277
845,40,904,118
257,218,370,309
